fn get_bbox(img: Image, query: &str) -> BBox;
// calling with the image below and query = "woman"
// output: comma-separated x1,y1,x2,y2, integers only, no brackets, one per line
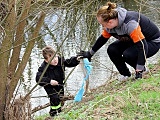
78,2,160,80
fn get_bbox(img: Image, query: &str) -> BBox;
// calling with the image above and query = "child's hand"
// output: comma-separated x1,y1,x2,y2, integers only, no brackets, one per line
50,80,59,86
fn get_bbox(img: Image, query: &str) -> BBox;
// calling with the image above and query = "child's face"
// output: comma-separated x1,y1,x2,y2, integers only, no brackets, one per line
47,55,58,66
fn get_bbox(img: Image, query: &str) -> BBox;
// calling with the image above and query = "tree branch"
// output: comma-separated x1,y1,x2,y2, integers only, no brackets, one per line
31,95,74,114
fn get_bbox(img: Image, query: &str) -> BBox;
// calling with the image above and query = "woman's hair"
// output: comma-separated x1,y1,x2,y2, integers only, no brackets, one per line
96,2,118,22
42,46,55,60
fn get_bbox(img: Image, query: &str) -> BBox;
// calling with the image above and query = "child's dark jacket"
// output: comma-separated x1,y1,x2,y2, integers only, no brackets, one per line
36,56,79,114
36,56,79,88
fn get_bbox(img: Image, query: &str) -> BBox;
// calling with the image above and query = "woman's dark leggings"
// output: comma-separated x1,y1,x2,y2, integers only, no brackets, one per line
107,40,160,76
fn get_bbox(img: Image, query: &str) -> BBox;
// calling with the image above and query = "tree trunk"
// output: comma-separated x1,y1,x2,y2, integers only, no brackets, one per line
0,0,46,119
7,0,32,104
0,0,16,119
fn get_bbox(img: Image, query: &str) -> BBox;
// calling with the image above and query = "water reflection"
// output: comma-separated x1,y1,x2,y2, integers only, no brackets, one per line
21,0,160,116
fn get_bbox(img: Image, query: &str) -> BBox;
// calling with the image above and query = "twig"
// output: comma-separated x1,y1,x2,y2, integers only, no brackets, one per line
31,95,74,114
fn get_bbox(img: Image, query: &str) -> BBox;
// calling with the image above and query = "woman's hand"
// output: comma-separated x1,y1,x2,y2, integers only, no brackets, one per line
77,50,92,61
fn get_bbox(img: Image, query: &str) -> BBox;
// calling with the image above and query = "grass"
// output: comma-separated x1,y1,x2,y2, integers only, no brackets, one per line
35,63,160,120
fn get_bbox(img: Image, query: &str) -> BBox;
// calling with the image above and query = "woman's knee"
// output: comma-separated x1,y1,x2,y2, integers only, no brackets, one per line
123,50,131,59
107,44,119,55
123,46,138,60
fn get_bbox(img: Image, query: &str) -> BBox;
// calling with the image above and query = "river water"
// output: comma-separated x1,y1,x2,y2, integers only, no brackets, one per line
17,0,160,116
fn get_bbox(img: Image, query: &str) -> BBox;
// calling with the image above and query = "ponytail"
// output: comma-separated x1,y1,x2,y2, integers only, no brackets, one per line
97,2,118,22
106,2,116,11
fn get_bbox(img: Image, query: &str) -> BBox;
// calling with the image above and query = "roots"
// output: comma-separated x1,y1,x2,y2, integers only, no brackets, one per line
4,95,32,120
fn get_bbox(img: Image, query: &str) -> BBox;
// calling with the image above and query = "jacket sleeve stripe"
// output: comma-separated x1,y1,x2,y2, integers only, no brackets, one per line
102,30,111,38
130,25,145,43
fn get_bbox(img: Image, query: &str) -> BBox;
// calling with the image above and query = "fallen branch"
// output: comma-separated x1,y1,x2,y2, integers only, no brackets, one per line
31,95,74,114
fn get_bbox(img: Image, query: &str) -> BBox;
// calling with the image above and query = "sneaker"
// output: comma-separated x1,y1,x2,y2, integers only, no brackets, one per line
143,67,149,74
49,108,61,117
49,110,57,117
135,71,143,79
117,75,130,82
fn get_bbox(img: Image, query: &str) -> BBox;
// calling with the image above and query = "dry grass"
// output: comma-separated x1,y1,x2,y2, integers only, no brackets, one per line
51,63,160,120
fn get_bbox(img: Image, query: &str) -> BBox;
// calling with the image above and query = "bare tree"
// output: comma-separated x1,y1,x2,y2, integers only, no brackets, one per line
0,0,46,119
0,0,102,119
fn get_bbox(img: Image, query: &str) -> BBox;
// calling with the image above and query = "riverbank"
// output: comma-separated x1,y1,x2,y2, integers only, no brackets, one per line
36,61,160,120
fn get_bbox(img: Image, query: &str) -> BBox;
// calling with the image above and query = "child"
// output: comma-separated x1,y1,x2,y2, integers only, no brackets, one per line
36,46,80,117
